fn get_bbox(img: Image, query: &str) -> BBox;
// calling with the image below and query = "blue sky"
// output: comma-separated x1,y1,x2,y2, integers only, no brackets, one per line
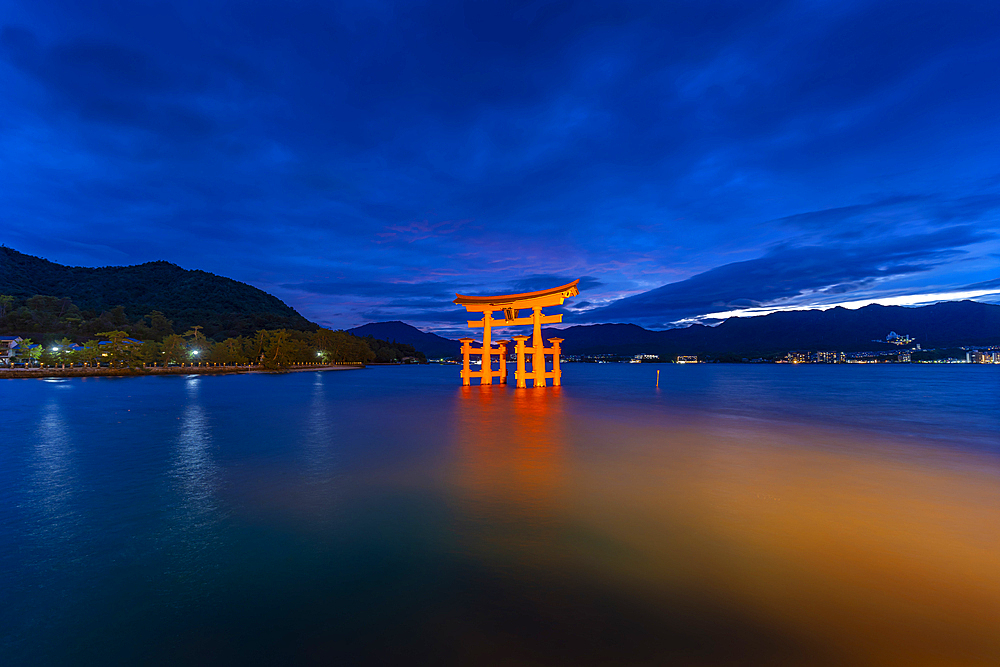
2,0,998,335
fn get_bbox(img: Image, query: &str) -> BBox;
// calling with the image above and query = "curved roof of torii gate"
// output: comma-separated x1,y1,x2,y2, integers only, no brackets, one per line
454,279,580,307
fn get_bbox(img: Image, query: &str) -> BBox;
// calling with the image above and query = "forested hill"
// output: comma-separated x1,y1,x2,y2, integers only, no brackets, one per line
0,247,315,339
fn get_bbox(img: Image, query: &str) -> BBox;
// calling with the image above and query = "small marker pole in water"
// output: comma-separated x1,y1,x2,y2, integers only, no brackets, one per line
656,369,659,387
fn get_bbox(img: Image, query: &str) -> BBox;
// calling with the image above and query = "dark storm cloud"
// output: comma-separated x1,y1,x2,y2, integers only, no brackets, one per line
582,225,995,326
1,25,215,140
770,193,1000,240
772,197,929,230
960,276,1000,290
2,1,1000,330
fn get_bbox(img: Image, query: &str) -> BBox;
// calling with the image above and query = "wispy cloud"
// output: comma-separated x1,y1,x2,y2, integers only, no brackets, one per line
675,288,1000,325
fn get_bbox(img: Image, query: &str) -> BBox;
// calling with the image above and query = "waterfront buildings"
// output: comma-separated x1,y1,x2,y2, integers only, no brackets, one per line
0,336,23,366
786,350,846,363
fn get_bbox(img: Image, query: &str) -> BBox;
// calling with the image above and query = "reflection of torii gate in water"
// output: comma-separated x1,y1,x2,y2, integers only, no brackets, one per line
454,279,580,387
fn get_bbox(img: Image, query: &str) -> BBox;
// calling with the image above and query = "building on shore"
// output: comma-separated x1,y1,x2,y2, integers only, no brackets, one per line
0,336,24,366
970,350,999,364
785,351,810,364
676,355,699,364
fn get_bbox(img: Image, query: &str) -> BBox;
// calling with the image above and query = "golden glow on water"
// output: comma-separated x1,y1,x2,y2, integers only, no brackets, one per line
453,387,1000,665
455,385,566,508
453,386,569,560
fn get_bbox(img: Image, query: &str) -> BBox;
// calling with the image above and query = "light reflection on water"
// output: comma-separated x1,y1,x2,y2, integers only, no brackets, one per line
173,376,219,522
450,383,1000,665
453,386,568,558
1,366,997,666
165,375,224,603
556,414,1000,666
29,401,76,541
299,374,345,524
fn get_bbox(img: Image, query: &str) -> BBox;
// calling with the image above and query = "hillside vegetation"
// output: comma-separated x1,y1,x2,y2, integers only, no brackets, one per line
0,247,313,339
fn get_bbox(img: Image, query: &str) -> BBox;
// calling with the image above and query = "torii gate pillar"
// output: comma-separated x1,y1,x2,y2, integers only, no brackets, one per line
512,335,529,388
459,338,475,386
549,338,564,386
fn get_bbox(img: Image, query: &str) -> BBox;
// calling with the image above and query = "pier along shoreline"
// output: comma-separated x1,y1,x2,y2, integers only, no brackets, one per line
0,363,364,379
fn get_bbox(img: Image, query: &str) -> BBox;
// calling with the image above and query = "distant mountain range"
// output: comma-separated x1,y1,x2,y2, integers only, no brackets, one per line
0,247,315,339
348,321,461,358
352,301,1000,359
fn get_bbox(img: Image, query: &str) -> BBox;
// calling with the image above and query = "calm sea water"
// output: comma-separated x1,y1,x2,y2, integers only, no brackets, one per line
2,365,998,666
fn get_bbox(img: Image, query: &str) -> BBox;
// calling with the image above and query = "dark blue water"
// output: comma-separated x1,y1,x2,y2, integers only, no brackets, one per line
2,365,998,665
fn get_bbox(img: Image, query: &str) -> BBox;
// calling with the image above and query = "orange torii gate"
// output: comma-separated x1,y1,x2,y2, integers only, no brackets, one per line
454,279,579,387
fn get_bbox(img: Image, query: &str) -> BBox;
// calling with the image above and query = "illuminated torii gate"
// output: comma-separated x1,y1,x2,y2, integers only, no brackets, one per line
454,279,579,388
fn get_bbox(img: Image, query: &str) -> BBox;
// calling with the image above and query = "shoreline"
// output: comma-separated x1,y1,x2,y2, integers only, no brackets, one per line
0,363,364,379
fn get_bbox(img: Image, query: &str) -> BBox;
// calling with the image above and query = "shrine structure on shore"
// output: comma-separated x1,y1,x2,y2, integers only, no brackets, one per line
454,279,579,387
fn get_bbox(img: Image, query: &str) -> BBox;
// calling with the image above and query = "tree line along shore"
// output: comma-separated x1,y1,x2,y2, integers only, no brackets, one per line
1,294,427,370
0,362,367,380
